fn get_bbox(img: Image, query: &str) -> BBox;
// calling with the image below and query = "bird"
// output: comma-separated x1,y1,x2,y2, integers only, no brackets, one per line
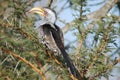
28,7,81,79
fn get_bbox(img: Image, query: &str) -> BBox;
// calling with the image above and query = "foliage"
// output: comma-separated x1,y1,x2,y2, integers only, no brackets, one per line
0,0,120,80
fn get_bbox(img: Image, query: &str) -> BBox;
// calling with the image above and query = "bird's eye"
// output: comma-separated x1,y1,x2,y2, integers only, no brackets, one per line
44,11,48,16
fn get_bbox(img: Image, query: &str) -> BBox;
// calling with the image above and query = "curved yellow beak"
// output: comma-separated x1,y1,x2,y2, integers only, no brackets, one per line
28,7,47,16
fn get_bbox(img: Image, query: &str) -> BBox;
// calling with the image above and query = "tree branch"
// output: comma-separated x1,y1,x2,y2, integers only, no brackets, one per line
1,47,46,80
62,20,76,33
62,0,119,33
85,0,119,19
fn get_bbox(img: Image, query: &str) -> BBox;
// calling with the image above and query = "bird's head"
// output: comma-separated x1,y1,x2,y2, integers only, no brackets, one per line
28,7,56,24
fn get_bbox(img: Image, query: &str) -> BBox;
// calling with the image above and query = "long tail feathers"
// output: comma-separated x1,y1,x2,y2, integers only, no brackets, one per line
60,48,81,79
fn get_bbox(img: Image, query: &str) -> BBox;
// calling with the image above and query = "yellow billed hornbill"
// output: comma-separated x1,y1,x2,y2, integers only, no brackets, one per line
28,7,80,78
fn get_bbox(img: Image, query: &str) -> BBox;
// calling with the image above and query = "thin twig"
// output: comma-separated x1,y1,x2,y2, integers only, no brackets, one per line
47,0,53,7
89,58,120,80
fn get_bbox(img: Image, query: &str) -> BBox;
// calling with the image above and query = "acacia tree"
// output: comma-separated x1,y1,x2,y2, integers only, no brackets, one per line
0,0,120,80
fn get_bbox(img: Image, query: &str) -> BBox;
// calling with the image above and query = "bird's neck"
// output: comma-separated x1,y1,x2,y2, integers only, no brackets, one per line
35,20,56,29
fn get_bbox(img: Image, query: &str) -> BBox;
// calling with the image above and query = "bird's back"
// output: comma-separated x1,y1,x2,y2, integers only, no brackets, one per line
37,24,63,54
